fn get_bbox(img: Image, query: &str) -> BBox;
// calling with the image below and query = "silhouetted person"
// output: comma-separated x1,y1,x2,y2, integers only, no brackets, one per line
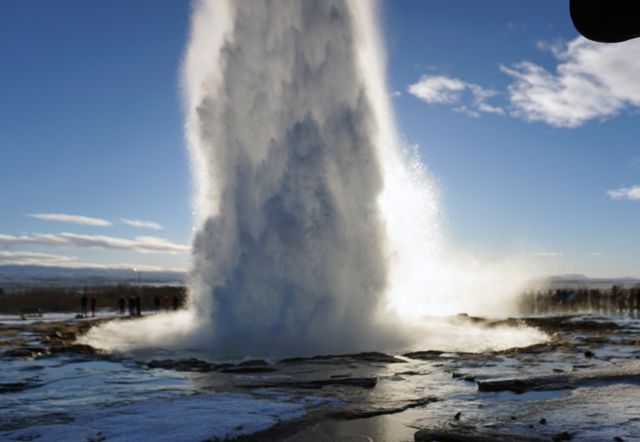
128,296,135,316
118,297,126,315
90,297,97,317
135,296,142,316
80,294,88,318
154,296,161,312
162,295,170,311
172,295,179,311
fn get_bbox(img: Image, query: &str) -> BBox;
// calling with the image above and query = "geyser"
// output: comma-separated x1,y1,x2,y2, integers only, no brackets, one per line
185,0,396,354
82,0,547,355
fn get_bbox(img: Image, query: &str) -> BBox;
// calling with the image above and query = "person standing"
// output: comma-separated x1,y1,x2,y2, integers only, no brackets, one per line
128,296,135,316
80,294,88,318
90,297,97,317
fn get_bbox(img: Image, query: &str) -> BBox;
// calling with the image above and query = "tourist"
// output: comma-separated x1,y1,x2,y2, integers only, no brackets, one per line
90,297,97,317
80,294,88,318
118,297,126,315
128,296,135,316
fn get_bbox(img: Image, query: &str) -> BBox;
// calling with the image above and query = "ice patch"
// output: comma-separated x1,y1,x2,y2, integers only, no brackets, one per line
1,392,318,441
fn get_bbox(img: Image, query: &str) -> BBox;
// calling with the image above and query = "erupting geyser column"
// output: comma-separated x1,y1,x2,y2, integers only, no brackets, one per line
80,0,547,355
184,0,397,354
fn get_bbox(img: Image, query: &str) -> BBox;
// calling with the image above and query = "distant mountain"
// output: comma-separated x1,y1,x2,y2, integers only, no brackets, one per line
0,265,186,290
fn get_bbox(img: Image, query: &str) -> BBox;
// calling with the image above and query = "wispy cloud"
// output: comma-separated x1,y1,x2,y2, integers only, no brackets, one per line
121,218,163,230
501,37,640,127
0,251,183,271
0,251,76,266
408,74,504,118
27,213,112,227
607,185,640,201
0,232,188,254
531,252,563,257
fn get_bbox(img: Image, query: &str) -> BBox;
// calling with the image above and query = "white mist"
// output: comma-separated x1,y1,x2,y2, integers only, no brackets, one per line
83,0,547,355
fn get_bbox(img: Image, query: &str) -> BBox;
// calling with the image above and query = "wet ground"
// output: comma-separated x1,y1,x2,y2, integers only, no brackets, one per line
1,312,639,441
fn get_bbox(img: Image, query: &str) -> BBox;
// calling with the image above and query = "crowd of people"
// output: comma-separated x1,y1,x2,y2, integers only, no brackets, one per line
79,294,97,318
80,293,182,317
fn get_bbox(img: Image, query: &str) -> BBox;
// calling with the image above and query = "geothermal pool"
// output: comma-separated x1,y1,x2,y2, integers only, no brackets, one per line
1,312,639,441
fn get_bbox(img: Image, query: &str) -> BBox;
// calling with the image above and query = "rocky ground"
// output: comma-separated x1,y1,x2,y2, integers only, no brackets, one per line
1,313,639,441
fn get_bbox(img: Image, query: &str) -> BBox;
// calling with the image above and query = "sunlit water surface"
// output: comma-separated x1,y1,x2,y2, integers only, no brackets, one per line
2,312,639,441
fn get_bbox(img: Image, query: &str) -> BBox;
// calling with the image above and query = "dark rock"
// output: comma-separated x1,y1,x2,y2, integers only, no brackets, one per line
305,377,377,389
147,358,223,372
49,344,98,356
351,352,403,363
0,338,29,349
280,352,402,364
238,359,269,367
403,350,445,360
2,347,48,359
331,396,437,420
584,350,595,358
414,426,545,442
452,372,476,382
0,381,44,394
477,361,640,393
454,412,461,421
396,370,421,376
552,431,574,441
243,377,378,390
539,418,547,425
220,365,278,374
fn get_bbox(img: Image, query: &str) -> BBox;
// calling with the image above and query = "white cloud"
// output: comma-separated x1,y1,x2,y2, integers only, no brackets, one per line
0,251,183,271
501,37,640,127
468,85,504,114
531,252,563,257
0,232,189,254
607,185,640,201
408,74,504,117
408,75,466,104
27,213,112,227
121,218,163,230
0,251,76,266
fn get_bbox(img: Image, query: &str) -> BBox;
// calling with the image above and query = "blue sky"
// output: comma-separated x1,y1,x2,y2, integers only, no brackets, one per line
1,1,638,277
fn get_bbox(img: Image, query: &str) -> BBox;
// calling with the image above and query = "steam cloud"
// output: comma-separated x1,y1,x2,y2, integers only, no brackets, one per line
183,0,395,355
84,0,547,356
